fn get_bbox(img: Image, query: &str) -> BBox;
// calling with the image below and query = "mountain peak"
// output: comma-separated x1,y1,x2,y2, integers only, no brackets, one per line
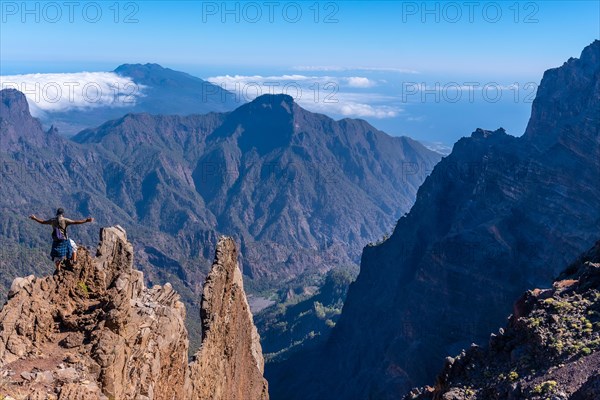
251,93,295,106
114,63,204,86
47,124,59,135
188,236,269,399
114,62,170,74
0,88,30,116
244,93,297,115
209,93,298,154
0,88,48,149
523,40,600,150
110,63,240,117
470,127,507,139
575,39,599,68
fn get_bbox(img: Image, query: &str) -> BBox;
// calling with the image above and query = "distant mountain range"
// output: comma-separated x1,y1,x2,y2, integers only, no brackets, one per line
267,40,600,400
0,89,440,352
7,63,240,135
113,63,239,115
70,94,441,285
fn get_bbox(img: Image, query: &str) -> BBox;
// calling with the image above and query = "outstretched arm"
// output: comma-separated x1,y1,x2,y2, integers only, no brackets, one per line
29,215,51,225
68,217,94,225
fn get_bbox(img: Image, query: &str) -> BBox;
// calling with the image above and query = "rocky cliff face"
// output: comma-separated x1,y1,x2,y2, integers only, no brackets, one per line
408,240,600,400
187,237,268,399
0,227,268,400
267,40,600,400
0,87,50,149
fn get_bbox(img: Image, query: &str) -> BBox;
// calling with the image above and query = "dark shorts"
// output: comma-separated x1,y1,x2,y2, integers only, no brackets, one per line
50,240,73,261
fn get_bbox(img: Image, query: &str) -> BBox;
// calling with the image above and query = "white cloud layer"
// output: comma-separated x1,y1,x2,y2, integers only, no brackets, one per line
346,77,376,88
207,74,400,119
311,101,399,118
0,71,401,120
0,72,144,117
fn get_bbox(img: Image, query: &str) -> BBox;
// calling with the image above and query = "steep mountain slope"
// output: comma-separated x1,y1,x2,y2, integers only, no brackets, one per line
72,93,441,285
408,240,600,400
0,227,268,400
23,63,239,135
268,40,600,400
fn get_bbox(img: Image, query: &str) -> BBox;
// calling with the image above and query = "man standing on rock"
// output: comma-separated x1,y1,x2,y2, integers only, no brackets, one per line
29,208,94,270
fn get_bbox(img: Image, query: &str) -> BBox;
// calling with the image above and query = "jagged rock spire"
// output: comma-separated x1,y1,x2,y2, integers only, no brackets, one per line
187,236,269,399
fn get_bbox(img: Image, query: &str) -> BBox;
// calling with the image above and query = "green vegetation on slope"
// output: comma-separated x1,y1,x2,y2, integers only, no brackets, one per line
255,265,359,362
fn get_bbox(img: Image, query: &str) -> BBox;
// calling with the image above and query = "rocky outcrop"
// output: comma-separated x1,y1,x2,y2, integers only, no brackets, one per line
187,237,269,399
407,240,600,400
0,226,268,399
267,40,600,400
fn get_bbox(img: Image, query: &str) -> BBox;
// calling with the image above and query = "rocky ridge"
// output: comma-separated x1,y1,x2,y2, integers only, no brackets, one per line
0,226,268,399
407,240,600,400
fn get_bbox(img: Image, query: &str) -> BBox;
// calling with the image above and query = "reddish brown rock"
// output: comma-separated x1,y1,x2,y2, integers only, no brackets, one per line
187,236,269,400
0,227,268,400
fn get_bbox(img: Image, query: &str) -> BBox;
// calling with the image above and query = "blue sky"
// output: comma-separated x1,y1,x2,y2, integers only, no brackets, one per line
1,1,599,146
